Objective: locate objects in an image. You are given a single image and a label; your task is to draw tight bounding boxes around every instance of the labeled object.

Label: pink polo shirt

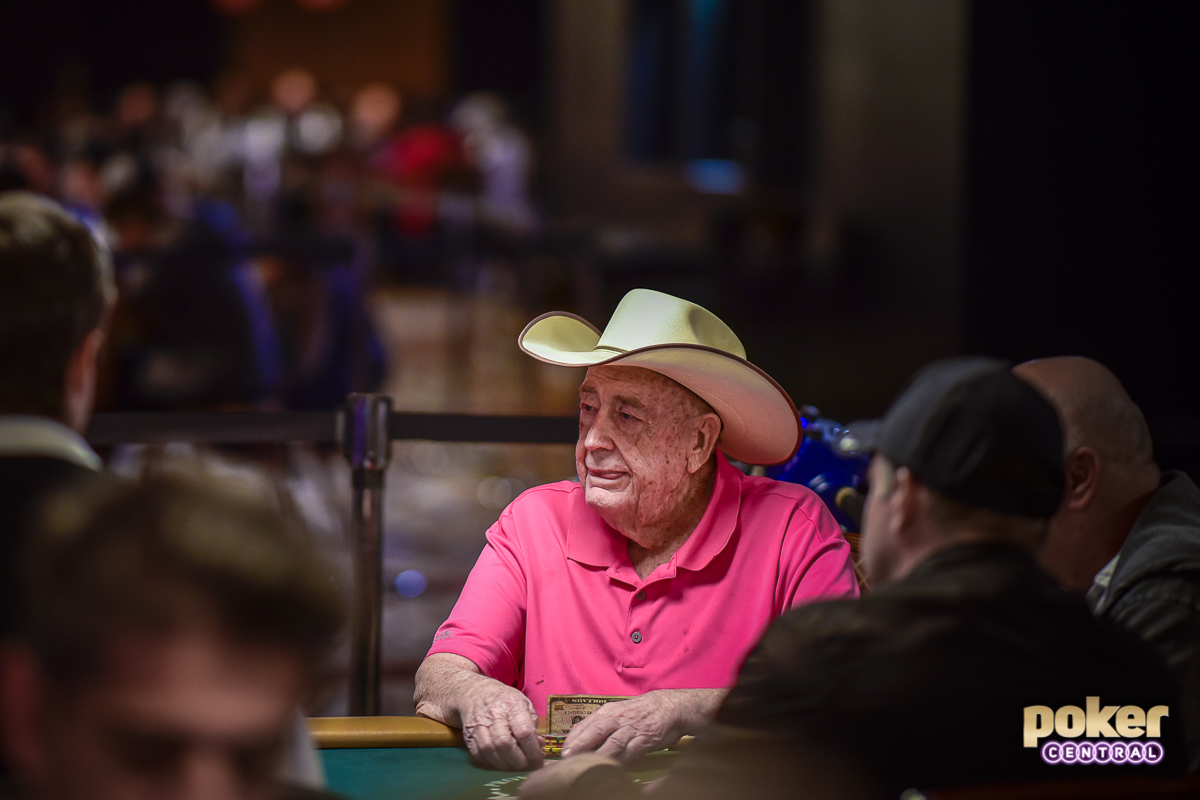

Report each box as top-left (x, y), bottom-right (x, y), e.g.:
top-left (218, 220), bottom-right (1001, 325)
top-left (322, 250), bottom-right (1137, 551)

top-left (427, 453), bottom-right (858, 717)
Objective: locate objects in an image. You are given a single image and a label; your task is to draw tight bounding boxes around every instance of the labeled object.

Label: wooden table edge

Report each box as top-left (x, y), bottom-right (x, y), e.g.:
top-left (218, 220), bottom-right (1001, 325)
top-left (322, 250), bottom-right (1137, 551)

top-left (308, 716), bottom-right (466, 749)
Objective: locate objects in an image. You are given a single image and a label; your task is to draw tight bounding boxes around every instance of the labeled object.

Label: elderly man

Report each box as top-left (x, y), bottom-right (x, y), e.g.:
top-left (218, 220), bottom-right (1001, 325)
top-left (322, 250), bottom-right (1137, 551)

top-left (523, 357), bottom-right (1186, 800)
top-left (0, 472), bottom-right (346, 800)
top-left (414, 289), bottom-right (858, 769)
top-left (1015, 356), bottom-right (1200, 771)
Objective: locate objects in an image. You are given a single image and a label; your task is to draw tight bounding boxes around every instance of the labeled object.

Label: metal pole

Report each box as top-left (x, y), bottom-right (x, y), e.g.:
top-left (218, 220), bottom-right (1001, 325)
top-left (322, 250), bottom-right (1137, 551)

top-left (339, 393), bottom-right (392, 716)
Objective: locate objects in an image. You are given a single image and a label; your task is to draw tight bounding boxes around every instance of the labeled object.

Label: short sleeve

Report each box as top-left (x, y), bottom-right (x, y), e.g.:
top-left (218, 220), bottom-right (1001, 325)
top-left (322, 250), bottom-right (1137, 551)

top-left (425, 507), bottom-right (530, 686)
top-left (776, 493), bottom-right (860, 610)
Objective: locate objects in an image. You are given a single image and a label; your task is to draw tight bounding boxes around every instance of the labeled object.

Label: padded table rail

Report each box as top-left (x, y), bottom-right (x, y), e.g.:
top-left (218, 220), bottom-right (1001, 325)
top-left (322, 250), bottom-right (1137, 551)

top-left (309, 716), bottom-right (465, 749)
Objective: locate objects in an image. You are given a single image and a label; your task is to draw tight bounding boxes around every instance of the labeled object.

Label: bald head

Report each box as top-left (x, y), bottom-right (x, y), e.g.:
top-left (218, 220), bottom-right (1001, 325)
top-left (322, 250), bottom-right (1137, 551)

top-left (1014, 356), bottom-right (1155, 474)
top-left (1014, 356), bottom-right (1160, 592)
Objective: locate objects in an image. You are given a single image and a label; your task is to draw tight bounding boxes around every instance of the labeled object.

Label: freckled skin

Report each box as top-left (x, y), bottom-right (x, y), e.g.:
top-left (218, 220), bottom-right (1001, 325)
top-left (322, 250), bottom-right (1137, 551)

top-left (414, 364), bottom-right (727, 769)
top-left (576, 365), bottom-right (720, 573)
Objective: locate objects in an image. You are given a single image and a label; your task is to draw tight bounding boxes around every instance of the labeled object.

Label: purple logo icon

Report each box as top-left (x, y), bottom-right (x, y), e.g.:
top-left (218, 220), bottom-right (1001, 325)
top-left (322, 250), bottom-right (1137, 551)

top-left (1041, 740), bottom-right (1163, 765)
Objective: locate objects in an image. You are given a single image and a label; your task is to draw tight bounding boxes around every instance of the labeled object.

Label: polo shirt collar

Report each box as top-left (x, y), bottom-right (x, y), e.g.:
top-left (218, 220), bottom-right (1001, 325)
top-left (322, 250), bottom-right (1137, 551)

top-left (566, 452), bottom-right (742, 576)
top-left (0, 415), bottom-right (103, 470)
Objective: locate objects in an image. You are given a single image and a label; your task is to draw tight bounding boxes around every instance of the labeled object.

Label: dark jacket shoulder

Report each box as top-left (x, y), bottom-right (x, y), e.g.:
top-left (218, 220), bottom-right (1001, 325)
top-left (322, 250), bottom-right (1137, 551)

top-left (0, 455), bottom-right (101, 639)
top-left (1100, 471), bottom-right (1200, 771)
top-left (717, 543), bottom-right (1184, 795)
top-left (1102, 471), bottom-right (1200, 613)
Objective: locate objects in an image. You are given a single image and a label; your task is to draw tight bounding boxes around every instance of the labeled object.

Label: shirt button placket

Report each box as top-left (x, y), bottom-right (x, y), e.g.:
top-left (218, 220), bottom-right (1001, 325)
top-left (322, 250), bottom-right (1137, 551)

top-left (623, 587), bottom-right (649, 667)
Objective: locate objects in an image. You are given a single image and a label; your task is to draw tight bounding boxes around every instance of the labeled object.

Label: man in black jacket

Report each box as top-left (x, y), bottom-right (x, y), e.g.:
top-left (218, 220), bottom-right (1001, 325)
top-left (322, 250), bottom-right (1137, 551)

top-left (1016, 356), bottom-right (1200, 771)
top-left (0, 191), bottom-right (115, 641)
top-left (523, 358), bottom-right (1185, 800)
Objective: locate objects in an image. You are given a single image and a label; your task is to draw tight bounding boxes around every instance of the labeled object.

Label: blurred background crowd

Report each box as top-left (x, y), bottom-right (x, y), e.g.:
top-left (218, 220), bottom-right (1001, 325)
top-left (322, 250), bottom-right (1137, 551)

top-left (0, 67), bottom-right (548, 414)
top-left (0, 0), bottom-right (1193, 714)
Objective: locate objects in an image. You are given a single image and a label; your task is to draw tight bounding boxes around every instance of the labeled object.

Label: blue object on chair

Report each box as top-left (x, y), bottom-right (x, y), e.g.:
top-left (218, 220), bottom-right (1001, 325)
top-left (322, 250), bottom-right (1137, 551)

top-left (766, 407), bottom-right (872, 532)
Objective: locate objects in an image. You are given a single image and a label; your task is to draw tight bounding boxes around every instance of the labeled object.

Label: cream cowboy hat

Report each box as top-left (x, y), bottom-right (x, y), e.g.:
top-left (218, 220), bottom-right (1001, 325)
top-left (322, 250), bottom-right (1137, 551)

top-left (518, 288), bottom-right (801, 465)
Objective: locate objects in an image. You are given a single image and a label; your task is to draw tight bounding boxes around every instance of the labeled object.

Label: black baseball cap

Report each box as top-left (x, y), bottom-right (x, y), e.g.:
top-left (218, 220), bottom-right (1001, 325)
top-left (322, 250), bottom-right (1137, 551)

top-left (840, 357), bottom-right (1065, 518)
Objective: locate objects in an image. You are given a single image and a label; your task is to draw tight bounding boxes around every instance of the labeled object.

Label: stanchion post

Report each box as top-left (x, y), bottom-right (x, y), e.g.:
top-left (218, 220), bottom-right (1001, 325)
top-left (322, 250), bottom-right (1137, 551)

top-left (338, 393), bottom-right (392, 716)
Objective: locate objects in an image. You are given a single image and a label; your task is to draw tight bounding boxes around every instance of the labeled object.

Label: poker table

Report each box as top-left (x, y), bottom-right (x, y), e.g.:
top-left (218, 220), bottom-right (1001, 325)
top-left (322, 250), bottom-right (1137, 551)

top-left (309, 717), bottom-right (681, 800)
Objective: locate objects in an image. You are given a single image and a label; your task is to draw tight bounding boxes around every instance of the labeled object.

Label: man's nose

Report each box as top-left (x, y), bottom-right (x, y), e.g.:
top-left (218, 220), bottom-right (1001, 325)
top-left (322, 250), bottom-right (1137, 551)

top-left (178, 750), bottom-right (246, 800)
top-left (581, 412), bottom-right (614, 451)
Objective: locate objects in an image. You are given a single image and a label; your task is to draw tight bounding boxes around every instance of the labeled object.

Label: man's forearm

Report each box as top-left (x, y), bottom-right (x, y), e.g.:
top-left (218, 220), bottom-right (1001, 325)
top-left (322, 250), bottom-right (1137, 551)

top-left (666, 687), bottom-right (729, 733)
top-left (413, 652), bottom-right (489, 727)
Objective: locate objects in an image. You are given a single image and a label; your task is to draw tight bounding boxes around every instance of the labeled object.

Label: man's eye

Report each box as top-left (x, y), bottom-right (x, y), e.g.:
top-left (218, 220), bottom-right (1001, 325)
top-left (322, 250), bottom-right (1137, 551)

top-left (111, 733), bottom-right (185, 773)
top-left (231, 741), bottom-right (284, 782)
top-left (618, 411), bottom-right (638, 422)
top-left (580, 402), bottom-right (597, 414)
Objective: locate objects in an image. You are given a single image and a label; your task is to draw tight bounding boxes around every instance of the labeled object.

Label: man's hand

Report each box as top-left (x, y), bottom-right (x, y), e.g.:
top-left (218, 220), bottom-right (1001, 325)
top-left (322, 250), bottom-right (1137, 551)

top-left (459, 680), bottom-right (544, 770)
top-left (519, 754), bottom-right (626, 800)
top-left (414, 653), bottom-right (543, 770)
top-left (560, 688), bottom-right (726, 762)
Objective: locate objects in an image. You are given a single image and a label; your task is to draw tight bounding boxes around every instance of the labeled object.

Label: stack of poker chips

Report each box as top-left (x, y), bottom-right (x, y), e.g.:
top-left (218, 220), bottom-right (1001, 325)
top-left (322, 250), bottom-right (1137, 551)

top-left (541, 734), bottom-right (567, 758)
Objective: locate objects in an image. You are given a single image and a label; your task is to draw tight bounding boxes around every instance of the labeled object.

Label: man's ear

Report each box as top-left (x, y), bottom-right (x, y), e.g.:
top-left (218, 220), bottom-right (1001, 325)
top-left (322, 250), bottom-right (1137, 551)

top-left (686, 413), bottom-right (723, 474)
top-left (1063, 446), bottom-right (1101, 511)
top-left (62, 327), bottom-right (106, 433)
top-left (0, 643), bottom-right (50, 780)
top-left (890, 467), bottom-right (922, 539)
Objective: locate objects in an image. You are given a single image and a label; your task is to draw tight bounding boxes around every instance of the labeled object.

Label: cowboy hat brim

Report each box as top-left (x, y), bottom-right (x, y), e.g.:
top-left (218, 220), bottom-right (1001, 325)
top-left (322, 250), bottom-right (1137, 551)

top-left (520, 312), bottom-right (801, 465)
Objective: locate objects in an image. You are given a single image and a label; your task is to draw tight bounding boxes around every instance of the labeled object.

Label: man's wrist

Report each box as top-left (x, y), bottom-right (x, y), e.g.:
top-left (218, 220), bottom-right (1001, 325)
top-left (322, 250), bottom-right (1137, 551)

top-left (661, 687), bottom-right (726, 734)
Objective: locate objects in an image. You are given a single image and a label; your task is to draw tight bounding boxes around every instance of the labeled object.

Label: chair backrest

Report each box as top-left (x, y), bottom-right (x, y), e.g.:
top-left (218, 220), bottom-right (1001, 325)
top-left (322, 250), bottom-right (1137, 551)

top-left (841, 529), bottom-right (870, 594)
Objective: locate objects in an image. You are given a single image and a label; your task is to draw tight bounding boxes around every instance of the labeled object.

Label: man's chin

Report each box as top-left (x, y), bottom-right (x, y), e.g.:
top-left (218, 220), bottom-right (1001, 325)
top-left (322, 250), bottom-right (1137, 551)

top-left (584, 486), bottom-right (630, 515)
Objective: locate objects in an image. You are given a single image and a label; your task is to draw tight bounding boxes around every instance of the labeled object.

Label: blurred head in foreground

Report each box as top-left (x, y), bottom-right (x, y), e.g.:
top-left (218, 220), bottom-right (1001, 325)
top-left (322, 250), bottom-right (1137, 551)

top-left (1012, 356), bottom-right (1161, 592)
top-left (0, 191), bottom-right (116, 430)
top-left (853, 356), bottom-right (1065, 585)
top-left (0, 472), bottom-right (344, 800)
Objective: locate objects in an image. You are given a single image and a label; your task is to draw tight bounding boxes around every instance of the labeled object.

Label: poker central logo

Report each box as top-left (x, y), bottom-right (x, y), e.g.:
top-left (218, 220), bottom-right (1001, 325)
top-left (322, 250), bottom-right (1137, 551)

top-left (1024, 698), bottom-right (1169, 765)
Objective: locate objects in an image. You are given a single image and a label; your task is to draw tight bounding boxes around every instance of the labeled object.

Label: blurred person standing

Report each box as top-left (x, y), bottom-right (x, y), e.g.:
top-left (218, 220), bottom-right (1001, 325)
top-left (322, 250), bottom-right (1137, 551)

top-left (347, 83), bottom-right (401, 157)
top-left (0, 472), bottom-right (346, 800)
top-left (449, 93), bottom-right (538, 237)
top-left (101, 187), bottom-right (282, 412)
top-left (371, 96), bottom-right (467, 285)
top-left (0, 191), bottom-right (115, 641)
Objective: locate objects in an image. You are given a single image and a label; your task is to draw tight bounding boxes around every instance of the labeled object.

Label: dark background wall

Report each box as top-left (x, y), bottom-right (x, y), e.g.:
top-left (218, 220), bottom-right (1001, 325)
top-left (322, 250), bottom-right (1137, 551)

top-left (964, 1), bottom-right (1197, 470)
top-left (0, 0), bottom-right (223, 126)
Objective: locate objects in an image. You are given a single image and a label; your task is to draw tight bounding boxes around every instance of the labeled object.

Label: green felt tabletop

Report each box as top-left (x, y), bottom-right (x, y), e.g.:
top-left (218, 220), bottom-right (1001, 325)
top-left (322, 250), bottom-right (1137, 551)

top-left (321, 747), bottom-right (680, 800)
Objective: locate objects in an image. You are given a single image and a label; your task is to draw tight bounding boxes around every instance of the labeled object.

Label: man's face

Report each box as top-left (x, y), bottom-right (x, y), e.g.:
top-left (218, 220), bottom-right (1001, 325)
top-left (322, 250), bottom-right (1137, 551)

top-left (22, 628), bottom-right (306, 800)
top-left (860, 456), bottom-right (900, 587)
top-left (1038, 489), bottom-right (1104, 593)
top-left (576, 365), bottom-right (713, 540)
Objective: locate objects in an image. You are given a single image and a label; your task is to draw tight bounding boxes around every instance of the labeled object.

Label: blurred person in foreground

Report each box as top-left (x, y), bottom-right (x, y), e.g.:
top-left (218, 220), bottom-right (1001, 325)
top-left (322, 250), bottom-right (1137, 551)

top-left (523, 357), bottom-right (1185, 800)
top-left (415, 289), bottom-right (859, 770)
top-left (0, 191), bottom-right (115, 641)
top-left (0, 472), bottom-right (345, 800)
top-left (0, 192), bottom-right (326, 789)
top-left (1015, 356), bottom-right (1200, 771)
